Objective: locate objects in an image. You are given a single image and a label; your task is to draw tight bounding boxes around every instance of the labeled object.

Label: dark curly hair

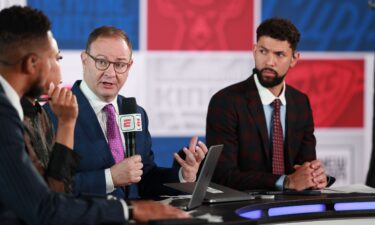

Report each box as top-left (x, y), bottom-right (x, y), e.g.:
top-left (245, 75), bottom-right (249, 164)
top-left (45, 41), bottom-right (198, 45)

top-left (0, 5), bottom-right (51, 63)
top-left (256, 17), bottom-right (300, 52)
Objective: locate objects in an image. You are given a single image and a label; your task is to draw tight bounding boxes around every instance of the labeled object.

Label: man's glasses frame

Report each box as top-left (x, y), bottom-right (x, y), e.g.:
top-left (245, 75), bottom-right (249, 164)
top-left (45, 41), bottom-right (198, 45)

top-left (85, 51), bottom-right (131, 74)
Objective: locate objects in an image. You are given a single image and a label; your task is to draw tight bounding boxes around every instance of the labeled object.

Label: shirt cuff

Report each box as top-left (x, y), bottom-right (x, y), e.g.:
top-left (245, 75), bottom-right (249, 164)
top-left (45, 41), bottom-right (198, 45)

top-left (178, 168), bottom-right (196, 183)
top-left (105, 168), bottom-right (115, 193)
top-left (107, 195), bottom-right (129, 221)
top-left (178, 168), bottom-right (186, 183)
top-left (275, 175), bottom-right (286, 190)
top-left (119, 199), bottom-right (129, 221)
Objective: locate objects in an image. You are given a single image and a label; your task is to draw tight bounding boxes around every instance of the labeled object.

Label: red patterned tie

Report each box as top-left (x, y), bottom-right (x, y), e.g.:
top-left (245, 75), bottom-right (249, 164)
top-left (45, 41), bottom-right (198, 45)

top-left (103, 104), bottom-right (125, 163)
top-left (272, 99), bottom-right (284, 175)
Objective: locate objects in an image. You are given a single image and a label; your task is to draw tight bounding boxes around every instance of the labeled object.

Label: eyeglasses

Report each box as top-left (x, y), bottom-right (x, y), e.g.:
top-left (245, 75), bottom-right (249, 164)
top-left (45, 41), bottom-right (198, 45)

top-left (85, 51), bottom-right (131, 74)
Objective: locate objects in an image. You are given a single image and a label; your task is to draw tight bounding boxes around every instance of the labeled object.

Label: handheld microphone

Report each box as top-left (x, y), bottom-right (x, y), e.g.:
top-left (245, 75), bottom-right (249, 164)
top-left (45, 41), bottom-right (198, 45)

top-left (120, 97), bottom-right (142, 157)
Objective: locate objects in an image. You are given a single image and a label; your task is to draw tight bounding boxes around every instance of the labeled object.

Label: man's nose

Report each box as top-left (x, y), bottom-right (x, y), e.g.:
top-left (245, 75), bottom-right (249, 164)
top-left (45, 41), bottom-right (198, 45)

top-left (104, 63), bottom-right (116, 77)
top-left (265, 54), bottom-right (276, 67)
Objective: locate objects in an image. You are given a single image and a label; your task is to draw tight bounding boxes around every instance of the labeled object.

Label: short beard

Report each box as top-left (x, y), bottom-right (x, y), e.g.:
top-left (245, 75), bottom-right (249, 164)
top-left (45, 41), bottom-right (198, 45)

top-left (256, 68), bottom-right (286, 88)
top-left (25, 79), bottom-right (44, 99)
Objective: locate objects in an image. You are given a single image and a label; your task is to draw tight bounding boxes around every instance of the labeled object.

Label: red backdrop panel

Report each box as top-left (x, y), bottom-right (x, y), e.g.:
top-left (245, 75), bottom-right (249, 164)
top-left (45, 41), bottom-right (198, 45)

top-left (286, 59), bottom-right (364, 128)
top-left (148, 0), bottom-right (253, 50)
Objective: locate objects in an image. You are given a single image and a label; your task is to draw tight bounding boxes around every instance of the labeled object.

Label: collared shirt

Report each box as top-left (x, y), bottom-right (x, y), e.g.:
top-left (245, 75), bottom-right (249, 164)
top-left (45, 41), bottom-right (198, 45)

top-left (253, 75), bottom-right (287, 190)
top-left (254, 74), bottom-right (286, 139)
top-left (0, 75), bottom-right (23, 120)
top-left (80, 80), bottom-right (188, 192)
top-left (80, 80), bottom-right (125, 194)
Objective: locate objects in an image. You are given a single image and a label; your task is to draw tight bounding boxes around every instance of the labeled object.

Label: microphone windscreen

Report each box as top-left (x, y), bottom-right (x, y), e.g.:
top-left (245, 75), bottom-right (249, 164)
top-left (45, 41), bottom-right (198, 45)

top-left (122, 97), bottom-right (137, 114)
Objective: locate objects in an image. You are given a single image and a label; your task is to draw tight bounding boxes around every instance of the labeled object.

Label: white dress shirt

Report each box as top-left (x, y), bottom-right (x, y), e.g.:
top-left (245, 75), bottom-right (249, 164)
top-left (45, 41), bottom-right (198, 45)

top-left (80, 80), bottom-right (189, 193)
top-left (80, 80), bottom-right (125, 193)
top-left (0, 75), bottom-right (23, 121)
top-left (254, 74), bottom-right (287, 190)
top-left (254, 74), bottom-right (286, 139)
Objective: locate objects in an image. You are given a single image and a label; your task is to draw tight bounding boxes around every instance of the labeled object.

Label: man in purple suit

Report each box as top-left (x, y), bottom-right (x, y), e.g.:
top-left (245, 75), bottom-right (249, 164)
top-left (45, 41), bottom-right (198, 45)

top-left (206, 18), bottom-right (333, 191)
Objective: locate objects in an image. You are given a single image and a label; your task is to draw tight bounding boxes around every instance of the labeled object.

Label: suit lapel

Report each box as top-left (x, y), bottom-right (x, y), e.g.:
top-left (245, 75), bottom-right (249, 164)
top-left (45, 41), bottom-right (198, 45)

top-left (72, 81), bottom-right (115, 165)
top-left (285, 87), bottom-right (298, 167)
top-left (246, 76), bottom-right (271, 161)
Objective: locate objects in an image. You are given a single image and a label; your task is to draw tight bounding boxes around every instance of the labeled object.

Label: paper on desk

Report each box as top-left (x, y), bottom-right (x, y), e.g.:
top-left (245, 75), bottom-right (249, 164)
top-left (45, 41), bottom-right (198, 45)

top-left (158, 195), bottom-right (192, 204)
top-left (194, 213), bottom-right (223, 223)
top-left (322, 183), bottom-right (375, 194)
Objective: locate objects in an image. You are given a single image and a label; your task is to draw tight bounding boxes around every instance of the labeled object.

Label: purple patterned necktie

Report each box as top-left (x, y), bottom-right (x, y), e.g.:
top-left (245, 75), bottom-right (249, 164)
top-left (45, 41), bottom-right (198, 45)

top-left (103, 104), bottom-right (125, 163)
top-left (272, 99), bottom-right (285, 175)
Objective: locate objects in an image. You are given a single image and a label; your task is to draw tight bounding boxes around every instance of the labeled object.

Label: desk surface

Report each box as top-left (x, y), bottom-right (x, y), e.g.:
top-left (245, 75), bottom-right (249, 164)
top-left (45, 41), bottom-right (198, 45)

top-left (187, 193), bottom-right (375, 224)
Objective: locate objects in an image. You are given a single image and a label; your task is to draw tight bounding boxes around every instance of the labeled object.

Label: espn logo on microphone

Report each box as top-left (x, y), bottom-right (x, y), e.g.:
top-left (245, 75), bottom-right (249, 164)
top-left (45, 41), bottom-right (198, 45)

top-left (119, 114), bottom-right (142, 132)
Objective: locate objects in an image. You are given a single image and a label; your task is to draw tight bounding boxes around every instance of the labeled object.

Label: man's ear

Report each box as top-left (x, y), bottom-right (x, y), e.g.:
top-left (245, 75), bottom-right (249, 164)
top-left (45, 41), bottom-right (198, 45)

top-left (22, 53), bottom-right (38, 74)
top-left (290, 52), bottom-right (300, 67)
top-left (252, 44), bottom-right (257, 56)
top-left (127, 59), bottom-right (134, 70)
top-left (81, 51), bottom-right (87, 65)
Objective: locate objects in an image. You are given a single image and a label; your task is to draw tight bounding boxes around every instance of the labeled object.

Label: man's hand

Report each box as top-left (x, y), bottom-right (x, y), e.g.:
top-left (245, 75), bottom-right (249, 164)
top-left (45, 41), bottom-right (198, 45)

top-left (110, 155), bottom-right (143, 187)
top-left (285, 162), bottom-right (316, 191)
top-left (48, 82), bottom-right (78, 149)
top-left (48, 82), bottom-right (78, 125)
top-left (132, 200), bottom-right (190, 223)
top-left (310, 160), bottom-right (328, 189)
top-left (174, 136), bottom-right (208, 182)
top-left (286, 160), bottom-right (328, 190)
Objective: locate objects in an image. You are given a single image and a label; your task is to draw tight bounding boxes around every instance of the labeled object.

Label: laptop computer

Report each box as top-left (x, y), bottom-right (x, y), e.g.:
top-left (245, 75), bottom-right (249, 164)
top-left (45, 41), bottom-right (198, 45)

top-left (164, 144), bottom-right (254, 210)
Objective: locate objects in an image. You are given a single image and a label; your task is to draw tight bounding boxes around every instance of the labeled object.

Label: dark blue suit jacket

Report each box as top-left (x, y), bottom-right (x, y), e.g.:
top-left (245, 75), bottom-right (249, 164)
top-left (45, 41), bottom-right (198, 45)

top-left (44, 80), bottom-right (179, 199)
top-left (0, 84), bottom-right (125, 225)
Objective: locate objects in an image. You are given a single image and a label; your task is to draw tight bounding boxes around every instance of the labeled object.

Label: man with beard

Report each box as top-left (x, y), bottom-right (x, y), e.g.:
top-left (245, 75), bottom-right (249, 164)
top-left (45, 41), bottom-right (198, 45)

top-left (206, 17), bottom-right (333, 191)
top-left (21, 36), bottom-right (80, 193)
top-left (0, 5), bottom-right (188, 224)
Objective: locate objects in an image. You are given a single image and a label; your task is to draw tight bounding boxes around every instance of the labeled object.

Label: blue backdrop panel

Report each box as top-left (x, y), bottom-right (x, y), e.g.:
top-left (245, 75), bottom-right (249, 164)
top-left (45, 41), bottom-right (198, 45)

top-left (27, 0), bottom-right (140, 50)
top-left (262, 0), bottom-right (375, 51)
top-left (152, 137), bottom-right (205, 167)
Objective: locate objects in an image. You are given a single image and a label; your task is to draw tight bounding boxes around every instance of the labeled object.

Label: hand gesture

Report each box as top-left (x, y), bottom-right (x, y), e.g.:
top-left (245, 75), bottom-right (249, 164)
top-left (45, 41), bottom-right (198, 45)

top-left (174, 136), bottom-right (208, 182)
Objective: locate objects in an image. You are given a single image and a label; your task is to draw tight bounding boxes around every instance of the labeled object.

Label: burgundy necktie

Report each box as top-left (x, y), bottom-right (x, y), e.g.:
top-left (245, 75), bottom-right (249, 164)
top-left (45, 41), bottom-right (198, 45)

top-left (103, 104), bottom-right (125, 163)
top-left (272, 99), bottom-right (284, 175)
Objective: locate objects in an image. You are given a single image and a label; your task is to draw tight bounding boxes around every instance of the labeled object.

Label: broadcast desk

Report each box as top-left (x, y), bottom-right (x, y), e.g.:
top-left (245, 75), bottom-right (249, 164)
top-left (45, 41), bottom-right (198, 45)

top-left (159, 193), bottom-right (375, 225)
